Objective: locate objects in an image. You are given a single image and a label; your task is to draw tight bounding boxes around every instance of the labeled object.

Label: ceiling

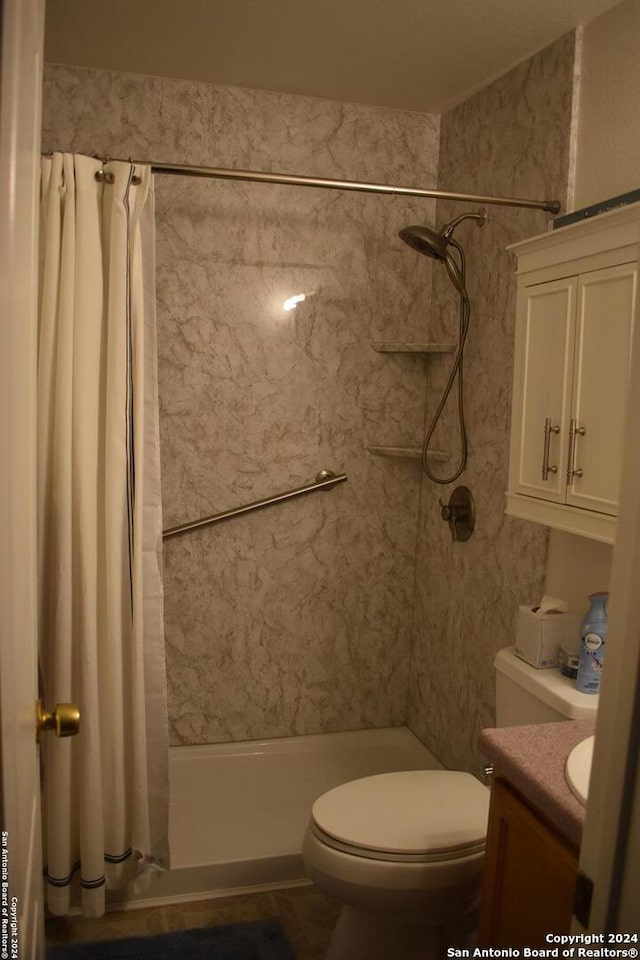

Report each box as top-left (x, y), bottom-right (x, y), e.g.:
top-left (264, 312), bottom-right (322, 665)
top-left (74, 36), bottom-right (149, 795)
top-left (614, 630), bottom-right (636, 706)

top-left (45, 0), bottom-right (622, 114)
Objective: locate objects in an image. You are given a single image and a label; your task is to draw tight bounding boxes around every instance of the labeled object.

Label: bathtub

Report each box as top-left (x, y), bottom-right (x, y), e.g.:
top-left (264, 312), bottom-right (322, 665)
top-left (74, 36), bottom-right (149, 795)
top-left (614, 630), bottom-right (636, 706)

top-left (110, 726), bottom-right (440, 908)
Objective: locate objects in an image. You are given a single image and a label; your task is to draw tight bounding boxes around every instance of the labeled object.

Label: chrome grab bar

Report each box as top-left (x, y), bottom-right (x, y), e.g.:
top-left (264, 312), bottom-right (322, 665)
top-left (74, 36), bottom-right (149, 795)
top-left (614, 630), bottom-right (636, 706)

top-left (162, 469), bottom-right (348, 539)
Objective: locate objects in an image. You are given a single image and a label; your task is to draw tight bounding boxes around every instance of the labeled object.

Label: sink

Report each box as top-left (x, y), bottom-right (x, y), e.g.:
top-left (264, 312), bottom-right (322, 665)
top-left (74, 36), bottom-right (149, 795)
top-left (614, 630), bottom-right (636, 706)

top-left (565, 735), bottom-right (595, 805)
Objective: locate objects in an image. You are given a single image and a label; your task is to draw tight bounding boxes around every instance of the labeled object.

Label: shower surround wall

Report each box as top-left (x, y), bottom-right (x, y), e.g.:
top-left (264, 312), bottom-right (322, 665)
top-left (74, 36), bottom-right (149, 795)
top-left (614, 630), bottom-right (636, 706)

top-left (407, 33), bottom-right (577, 776)
top-left (42, 65), bottom-right (440, 744)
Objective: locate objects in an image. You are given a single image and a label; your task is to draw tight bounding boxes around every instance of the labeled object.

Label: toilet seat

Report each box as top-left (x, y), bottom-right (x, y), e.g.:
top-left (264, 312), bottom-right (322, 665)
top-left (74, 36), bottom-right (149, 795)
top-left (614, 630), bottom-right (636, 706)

top-left (310, 770), bottom-right (489, 864)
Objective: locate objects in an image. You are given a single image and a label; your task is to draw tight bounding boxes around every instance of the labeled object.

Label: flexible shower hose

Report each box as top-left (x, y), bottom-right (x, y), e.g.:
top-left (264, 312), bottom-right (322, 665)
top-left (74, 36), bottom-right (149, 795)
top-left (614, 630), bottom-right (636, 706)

top-left (421, 241), bottom-right (470, 484)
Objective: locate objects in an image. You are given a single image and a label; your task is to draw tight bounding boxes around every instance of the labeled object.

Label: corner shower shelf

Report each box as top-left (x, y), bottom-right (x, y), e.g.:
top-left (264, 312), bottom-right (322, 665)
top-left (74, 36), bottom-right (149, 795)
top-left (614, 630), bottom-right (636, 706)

top-left (371, 341), bottom-right (456, 354)
top-left (369, 343), bottom-right (453, 464)
top-left (367, 445), bottom-right (450, 462)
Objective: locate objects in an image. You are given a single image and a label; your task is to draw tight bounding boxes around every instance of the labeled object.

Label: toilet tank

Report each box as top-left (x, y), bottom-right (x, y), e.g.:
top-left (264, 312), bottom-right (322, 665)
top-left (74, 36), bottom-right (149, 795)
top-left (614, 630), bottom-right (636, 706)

top-left (495, 645), bottom-right (598, 726)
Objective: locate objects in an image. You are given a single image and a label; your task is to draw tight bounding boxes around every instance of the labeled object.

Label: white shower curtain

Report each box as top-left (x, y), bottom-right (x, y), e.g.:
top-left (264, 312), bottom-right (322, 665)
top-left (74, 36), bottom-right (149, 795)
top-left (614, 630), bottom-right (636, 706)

top-left (38, 153), bottom-right (169, 917)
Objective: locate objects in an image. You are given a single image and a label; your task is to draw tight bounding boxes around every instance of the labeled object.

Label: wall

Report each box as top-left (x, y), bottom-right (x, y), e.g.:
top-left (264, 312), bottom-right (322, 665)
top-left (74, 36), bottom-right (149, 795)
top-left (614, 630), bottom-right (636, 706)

top-left (42, 65), bottom-right (440, 744)
top-left (407, 33), bottom-right (578, 776)
top-left (544, 533), bottom-right (612, 614)
top-left (538, 0), bottom-right (640, 614)
top-left (573, 0), bottom-right (640, 210)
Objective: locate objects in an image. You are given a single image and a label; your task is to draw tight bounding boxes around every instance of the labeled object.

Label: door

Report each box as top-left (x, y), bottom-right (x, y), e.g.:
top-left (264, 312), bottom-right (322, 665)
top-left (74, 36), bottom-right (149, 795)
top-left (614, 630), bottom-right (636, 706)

top-left (566, 262), bottom-right (637, 516)
top-left (0, 0), bottom-right (46, 957)
top-left (510, 276), bottom-right (576, 502)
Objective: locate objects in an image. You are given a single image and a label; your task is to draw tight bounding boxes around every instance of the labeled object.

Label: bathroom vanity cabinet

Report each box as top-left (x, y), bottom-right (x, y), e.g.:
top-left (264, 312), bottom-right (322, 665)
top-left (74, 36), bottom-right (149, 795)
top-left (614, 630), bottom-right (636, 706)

top-left (477, 774), bottom-right (579, 946)
top-left (505, 202), bottom-right (640, 544)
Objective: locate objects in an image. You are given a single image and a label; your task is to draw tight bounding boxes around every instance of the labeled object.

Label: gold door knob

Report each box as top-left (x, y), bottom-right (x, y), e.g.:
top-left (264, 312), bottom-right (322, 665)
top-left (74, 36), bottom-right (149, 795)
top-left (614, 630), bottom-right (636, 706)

top-left (36, 699), bottom-right (80, 742)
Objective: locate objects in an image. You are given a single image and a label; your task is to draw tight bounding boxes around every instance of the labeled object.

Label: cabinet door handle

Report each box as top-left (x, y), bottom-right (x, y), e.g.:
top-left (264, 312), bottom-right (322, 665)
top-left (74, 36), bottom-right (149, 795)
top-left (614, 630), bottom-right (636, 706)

top-left (542, 418), bottom-right (560, 480)
top-left (567, 419), bottom-right (586, 484)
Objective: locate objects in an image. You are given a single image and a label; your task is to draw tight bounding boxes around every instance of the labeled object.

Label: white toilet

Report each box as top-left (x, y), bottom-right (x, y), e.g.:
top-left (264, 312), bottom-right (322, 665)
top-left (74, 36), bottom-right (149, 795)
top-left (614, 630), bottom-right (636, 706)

top-left (302, 645), bottom-right (598, 960)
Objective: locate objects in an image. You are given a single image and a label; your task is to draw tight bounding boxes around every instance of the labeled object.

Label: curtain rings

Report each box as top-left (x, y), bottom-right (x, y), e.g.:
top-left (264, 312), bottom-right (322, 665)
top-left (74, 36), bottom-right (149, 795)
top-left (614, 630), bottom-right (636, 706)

top-left (94, 157), bottom-right (114, 184)
top-left (94, 157), bottom-right (142, 186)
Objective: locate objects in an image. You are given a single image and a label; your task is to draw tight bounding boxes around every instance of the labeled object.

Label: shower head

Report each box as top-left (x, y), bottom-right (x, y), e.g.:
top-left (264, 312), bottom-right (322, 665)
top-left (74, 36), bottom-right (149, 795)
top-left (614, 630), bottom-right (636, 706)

top-left (398, 208), bottom-right (486, 261)
top-left (398, 212), bottom-right (486, 486)
top-left (398, 224), bottom-right (447, 261)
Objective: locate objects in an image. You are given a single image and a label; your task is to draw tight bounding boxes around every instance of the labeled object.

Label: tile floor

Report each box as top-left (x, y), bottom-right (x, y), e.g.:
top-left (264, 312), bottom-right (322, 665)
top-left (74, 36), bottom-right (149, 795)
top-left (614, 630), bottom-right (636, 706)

top-left (45, 883), bottom-right (341, 960)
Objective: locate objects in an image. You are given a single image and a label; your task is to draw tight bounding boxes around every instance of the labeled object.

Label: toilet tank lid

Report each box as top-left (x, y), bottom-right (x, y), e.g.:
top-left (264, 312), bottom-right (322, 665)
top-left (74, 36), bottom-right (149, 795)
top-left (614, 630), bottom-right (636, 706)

top-left (494, 645), bottom-right (598, 719)
top-left (311, 770), bottom-right (489, 857)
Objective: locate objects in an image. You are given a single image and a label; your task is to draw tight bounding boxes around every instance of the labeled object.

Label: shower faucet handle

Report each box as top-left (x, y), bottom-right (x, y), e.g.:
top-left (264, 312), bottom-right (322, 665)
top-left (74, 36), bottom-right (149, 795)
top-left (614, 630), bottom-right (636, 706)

top-left (439, 498), bottom-right (468, 523)
top-left (439, 486), bottom-right (475, 542)
top-left (439, 500), bottom-right (452, 521)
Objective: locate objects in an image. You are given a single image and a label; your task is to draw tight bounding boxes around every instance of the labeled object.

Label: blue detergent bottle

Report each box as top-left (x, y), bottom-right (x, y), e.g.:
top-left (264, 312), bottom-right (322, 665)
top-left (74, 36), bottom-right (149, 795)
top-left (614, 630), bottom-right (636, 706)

top-left (576, 592), bottom-right (608, 695)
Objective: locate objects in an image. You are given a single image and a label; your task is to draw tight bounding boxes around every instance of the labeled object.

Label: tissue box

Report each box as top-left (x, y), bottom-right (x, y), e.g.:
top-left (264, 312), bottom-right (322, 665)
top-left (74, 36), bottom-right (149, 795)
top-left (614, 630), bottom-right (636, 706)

top-left (515, 606), bottom-right (581, 669)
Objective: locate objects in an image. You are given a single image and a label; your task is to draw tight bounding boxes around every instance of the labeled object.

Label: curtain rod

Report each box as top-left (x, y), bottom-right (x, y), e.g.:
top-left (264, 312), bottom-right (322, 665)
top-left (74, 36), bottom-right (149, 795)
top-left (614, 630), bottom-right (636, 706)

top-left (111, 157), bottom-right (560, 214)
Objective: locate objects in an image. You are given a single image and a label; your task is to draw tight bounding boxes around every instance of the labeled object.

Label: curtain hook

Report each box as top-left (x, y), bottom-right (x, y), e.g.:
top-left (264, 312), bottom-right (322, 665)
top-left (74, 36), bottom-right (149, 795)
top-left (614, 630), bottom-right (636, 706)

top-left (95, 157), bottom-right (114, 184)
top-left (128, 158), bottom-right (142, 185)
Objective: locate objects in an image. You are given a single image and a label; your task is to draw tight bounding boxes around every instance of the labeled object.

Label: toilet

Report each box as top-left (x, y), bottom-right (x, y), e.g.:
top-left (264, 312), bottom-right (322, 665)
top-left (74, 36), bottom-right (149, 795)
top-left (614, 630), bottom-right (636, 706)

top-left (302, 645), bottom-right (598, 960)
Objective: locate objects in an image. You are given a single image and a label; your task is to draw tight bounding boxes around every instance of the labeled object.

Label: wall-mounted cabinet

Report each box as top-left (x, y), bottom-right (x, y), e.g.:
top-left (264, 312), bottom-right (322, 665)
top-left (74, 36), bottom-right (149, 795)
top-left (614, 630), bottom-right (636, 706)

top-left (506, 202), bottom-right (640, 544)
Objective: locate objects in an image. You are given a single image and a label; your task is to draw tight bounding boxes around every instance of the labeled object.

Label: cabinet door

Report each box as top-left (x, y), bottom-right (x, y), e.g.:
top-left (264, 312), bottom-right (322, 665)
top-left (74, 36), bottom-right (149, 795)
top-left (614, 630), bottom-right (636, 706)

top-left (567, 263), bottom-right (637, 516)
top-left (477, 778), bottom-right (578, 947)
top-left (510, 277), bottom-right (576, 503)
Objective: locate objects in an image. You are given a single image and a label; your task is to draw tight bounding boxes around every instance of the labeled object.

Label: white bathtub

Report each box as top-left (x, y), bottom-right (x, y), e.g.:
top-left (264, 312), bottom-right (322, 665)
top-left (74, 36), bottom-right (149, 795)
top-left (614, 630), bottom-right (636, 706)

top-left (111, 726), bottom-right (440, 908)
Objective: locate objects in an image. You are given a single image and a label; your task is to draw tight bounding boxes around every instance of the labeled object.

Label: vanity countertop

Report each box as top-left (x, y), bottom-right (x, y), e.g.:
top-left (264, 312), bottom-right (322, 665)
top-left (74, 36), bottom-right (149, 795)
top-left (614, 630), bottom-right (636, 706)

top-left (479, 719), bottom-right (596, 850)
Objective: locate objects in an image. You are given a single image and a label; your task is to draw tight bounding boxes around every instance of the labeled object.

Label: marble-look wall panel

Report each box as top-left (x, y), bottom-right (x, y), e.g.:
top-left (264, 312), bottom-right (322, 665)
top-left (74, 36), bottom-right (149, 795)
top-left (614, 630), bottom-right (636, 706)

top-left (407, 34), bottom-right (576, 776)
top-left (42, 65), bottom-right (440, 743)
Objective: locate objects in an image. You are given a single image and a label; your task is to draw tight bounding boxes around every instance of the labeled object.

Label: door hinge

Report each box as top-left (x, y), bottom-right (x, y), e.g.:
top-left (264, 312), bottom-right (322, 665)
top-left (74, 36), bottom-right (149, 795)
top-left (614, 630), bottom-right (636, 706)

top-left (574, 870), bottom-right (594, 928)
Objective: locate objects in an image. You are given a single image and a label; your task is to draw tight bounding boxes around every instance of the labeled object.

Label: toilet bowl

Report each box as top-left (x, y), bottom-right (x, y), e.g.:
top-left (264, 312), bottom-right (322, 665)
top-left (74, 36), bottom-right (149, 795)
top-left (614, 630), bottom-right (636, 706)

top-left (303, 648), bottom-right (600, 960)
top-left (302, 770), bottom-right (489, 960)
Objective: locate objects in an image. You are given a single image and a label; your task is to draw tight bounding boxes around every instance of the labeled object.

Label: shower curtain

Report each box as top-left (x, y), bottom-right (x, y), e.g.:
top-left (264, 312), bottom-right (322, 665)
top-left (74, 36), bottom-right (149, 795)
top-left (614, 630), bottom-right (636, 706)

top-left (38, 153), bottom-right (169, 917)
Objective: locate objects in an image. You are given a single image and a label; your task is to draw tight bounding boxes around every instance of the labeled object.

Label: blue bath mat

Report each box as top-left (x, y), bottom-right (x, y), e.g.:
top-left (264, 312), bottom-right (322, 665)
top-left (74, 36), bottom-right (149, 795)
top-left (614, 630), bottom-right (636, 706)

top-left (46, 919), bottom-right (296, 959)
